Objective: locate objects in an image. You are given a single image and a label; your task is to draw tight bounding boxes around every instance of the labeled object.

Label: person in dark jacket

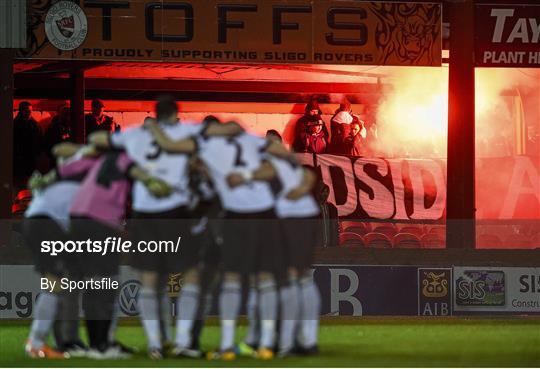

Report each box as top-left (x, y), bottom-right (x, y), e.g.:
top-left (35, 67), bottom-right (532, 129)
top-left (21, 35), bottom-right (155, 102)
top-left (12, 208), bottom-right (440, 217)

top-left (315, 182), bottom-right (339, 247)
top-left (328, 110), bottom-right (354, 154)
top-left (44, 105), bottom-right (72, 164)
top-left (13, 101), bottom-right (42, 188)
top-left (293, 99), bottom-right (328, 152)
top-left (298, 120), bottom-right (327, 153)
top-left (85, 99), bottom-right (119, 140)
top-left (344, 118), bottom-right (367, 156)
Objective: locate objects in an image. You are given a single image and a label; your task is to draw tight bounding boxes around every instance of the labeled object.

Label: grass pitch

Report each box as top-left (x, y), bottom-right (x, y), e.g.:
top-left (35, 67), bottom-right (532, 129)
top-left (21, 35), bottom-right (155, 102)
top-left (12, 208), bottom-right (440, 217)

top-left (1, 317), bottom-right (539, 367)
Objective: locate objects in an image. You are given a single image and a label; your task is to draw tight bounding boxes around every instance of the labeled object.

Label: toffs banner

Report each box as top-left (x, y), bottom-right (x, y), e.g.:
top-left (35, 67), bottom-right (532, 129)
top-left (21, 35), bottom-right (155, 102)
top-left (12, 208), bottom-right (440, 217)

top-left (300, 154), bottom-right (540, 221)
top-left (475, 4), bottom-right (540, 67)
top-left (19, 0), bottom-right (441, 66)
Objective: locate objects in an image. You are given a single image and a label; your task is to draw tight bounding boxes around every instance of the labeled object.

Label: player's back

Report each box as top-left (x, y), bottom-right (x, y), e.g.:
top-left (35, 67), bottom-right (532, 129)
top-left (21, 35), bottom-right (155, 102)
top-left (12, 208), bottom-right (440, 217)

top-left (269, 156), bottom-right (319, 218)
top-left (110, 122), bottom-right (203, 212)
top-left (198, 133), bottom-right (274, 213)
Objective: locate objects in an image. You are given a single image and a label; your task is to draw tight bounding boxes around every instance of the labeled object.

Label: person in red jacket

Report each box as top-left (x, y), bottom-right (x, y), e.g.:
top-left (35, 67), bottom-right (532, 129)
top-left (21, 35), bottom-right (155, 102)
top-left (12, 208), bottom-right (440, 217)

top-left (299, 120), bottom-right (327, 153)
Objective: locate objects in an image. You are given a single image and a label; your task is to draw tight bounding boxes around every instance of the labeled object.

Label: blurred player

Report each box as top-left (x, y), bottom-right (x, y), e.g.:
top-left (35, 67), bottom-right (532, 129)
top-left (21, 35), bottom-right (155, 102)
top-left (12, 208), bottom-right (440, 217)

top-left (144, 120), bottom-right (290, 360)
top-left (267, 159), bottom-right (320, 356)
top-left (90, 96), bottom-right (241, 359)
top-left (197, 133), bottom-right (283, 360)
top-left (58, 148), bottom-right (170, 359)
top-left (262, 131), bottom-right (321, 355)
top-left (22, 144), bottom-right (93, 359)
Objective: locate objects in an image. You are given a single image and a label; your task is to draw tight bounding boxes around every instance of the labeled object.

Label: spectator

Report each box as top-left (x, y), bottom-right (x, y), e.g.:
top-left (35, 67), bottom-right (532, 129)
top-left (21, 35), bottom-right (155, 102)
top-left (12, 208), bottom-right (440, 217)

top-left (329, 110), bottom-right (354, 154)
top-left (203, 115), bottom-right (221, 125)
top-left (44, 105), bottom-right (72, 163)
top-left (85, 99), bottom-right (119, 139)
top-left (298, 120), bottom-right (327, 153)
top-left (315, 182), bottom-right (339, 247)
top-left (344, 118), bottom-right (367, 156)
top-left (293, 98), bottom-right (328, 152)
top-left (266, 129), bottom-right (282, 143)
top-left (13, 101), bottom-right (42, 187)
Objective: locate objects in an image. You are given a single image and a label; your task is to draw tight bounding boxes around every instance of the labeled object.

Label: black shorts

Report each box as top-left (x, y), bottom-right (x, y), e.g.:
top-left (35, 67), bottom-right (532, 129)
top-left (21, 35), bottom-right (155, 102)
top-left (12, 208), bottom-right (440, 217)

top-left (70, 217), bottom-right (121, 277)
top-left (22, 216), bottom-right (74, 278)
top-left (280, 217), bottom-right (318, 271)
top-left (129, 206), bottom-right (197, 273)
top-left (222, 209), bottom-right (281, 275)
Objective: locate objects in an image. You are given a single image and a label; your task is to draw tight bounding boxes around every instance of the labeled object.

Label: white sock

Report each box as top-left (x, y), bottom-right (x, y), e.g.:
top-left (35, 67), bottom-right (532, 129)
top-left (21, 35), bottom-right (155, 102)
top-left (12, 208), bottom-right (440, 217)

top-left (29, 292), bottom-right (59, 349)
top-left (279, 280), bottom-right (300, 353)
top-left (258, 279), bottom-right (277, 349)
top-left (219, 280), bottom-right (241, 351)
top-left (138, 287), bottom-right (161, 349)
top-left (299, 276), bottom-right (321, 348)
top-left (175, 282), bottom-right (200, 348)
top-left (108, 299), bottom-right (119, 343)
top-left (244, 287), bottom-right (259, 347)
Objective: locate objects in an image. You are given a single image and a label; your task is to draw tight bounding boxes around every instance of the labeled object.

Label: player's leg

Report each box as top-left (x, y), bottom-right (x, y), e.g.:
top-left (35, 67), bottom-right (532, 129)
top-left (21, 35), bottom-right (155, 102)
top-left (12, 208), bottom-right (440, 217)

top-left (22, 217), bottom-right (67, 359)
top-left (278, 218), bottom-right (303, 356)
top-left (295, 217), bottom-right (321, 354)
top-left (216, 271), bottom-right (242, 359)
top-left (157, 272), bottom-right (172, 348)
top-left (208, 212), bottom-right (251, 360)
top-left (172, 267), bottom-right (202, 357)
top-left (137, 270), bottom-right (164, 358)
top-left (240, 276), bottom-right (259, 354)
top-left (76, 218), bottom-right (126, 359)
top-left (129, 212), bottom-right (166, 358)
top-left (54, 290), bottom-right (87, 357)
top-left (190, 203), bottom-right (223, 352)
top-left (254, 212), bottom-right (281, 359)
top-left (256, 271), bottom-right (278, 359)
top-left (278, 267), bottom-right (300, 357)
top-left (107, 274), bottom-right (137, 356)
top-left (297, 269), bottom-right (320, 354)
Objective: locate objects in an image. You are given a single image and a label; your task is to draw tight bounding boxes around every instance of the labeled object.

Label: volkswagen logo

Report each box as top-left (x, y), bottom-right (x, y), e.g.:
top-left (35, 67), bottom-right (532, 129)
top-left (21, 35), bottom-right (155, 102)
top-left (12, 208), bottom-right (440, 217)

top-left (118, 279), bottom-right (141, 316)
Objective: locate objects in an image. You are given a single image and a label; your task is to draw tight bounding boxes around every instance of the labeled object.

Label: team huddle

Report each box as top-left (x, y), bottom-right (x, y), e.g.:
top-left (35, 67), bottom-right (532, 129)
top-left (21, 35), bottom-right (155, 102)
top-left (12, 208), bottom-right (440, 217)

top-left (23, 95), bottom-right (321, 361)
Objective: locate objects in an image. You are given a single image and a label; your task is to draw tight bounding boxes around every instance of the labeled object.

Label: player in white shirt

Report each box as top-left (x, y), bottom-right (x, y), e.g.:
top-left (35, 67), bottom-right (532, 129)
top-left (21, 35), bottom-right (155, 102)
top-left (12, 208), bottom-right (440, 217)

top-left (267, 155), bottom-right (321, 357)
top-left (90, 97), bottom-right (242, 359)
top-left (22, 144), bottom-right (91, 359)
top-left (144, 121), bottom-right (291, 360)
top-left (226, 130), bottom-right (320, 358)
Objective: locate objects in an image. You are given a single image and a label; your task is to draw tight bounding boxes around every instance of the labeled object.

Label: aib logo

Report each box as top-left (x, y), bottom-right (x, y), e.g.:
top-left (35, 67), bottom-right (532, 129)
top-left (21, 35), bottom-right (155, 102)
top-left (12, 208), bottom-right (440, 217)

top-left (422, 272), bottom-right (448, 298)
top-left (118, 280), bottom-right (141, 316)
top-left (418, 268), bottom-right (452, 316)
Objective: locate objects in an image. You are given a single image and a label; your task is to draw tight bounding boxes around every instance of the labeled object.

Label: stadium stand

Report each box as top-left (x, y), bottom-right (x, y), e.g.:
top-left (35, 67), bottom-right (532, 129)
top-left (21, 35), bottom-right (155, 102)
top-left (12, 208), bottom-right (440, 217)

top-left (342, 223), bottom-right (370, 235)
top-left (420, 233), bottom-right (445, 248)
top-left (339, 232), bottom-right (365, 247)
top-left (364, 232), bottom-right (392, 248)
top-left (398, 226), bottom-right (424, 238)
top-left (372, 224), bottom-right (398, 238)
top-left (393, 233), bottom-right (422, 248)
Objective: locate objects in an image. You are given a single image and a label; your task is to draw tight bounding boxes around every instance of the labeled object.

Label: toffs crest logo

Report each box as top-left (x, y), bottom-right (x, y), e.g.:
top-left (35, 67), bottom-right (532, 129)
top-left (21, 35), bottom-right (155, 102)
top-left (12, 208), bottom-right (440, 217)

top-left (55, 15), bottom-right (75, 38)
top-left (422, 271), bottom-right (448, 298)
top-left (45, 1), bottom-right (87, 51)
top-left (371, 3), bottom-right (440, 66)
